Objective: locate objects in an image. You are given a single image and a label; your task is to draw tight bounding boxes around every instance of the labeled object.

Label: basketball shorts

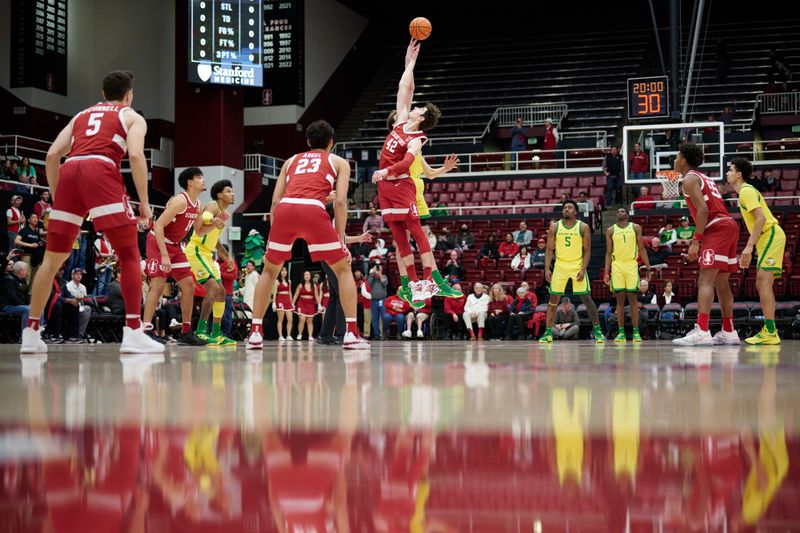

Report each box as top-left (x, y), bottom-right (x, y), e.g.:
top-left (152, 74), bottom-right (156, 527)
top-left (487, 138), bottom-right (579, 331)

top-left (550, 261), bottom-right (590, 295)
top-left (378, 179), bottom-right (420, 223)
top-left (413, 177), bottom-right (430, 219)
top-left (47, 157), bottom-right (137, 250)
top-left (145, 232), bottom-right (193, 281)
top-left (265, 199), bottom-right (349, 264)
top-left (699, 217), bottom-right (739, 272)
top-left (186, 243), bottom-right (220, 284)
top-left (756, 225), bottom-right (786, 276)
top-left (610, 261), bottom-right (639, 293)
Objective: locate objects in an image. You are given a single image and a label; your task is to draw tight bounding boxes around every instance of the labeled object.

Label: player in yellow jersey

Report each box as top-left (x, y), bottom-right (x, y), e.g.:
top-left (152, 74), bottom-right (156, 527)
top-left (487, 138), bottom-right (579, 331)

top-left (603, 208), bottom-right (651, 342)
top-left (186, 179), bottom-right (236, 346)
top-left (727, 157), bottom-right (785, 344)
top-left (540, 199), bottom-right (605, 343)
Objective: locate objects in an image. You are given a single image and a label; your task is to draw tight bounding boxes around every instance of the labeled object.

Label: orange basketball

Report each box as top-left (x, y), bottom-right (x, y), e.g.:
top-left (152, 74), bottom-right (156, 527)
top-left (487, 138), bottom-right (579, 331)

top-left (409, 17), bottom-right (432, 41)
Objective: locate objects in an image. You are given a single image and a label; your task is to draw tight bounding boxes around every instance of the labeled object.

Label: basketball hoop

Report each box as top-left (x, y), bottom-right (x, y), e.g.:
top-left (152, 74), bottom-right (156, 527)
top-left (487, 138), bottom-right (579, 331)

top-left (656, 170), bottom-right (682, 199)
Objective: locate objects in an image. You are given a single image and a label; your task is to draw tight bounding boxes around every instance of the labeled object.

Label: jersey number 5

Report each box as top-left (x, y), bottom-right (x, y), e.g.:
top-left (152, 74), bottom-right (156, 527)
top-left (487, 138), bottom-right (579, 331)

top-left (565, 235), bottom-right (571, 247)
top-left (704, 177), bottom-right (723, 200)
top-left (85, 112), bottom-right (104, 136)
top-left (295, 158), bottom-right (321, 174)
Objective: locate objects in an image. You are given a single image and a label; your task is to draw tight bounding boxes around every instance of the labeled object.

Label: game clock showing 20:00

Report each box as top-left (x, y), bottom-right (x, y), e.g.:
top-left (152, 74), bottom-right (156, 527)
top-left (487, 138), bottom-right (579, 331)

top-left (627, 76), bottom-right (669, 119)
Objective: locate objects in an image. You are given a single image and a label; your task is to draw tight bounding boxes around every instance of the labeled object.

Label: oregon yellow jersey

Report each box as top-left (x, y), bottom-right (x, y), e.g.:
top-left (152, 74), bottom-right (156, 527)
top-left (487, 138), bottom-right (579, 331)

top-left (611, 222), bottom-right (638, 263)
top-left (409, 152), bottom-right (424, 180)
top-left (552, 387), bottom-right (589, 486)
top-left (189, 203), bottom-right (227, 253)
top-left (555, 220), bottom-right (583, 265)
top-left (739, 183), bottom-right (778, 236)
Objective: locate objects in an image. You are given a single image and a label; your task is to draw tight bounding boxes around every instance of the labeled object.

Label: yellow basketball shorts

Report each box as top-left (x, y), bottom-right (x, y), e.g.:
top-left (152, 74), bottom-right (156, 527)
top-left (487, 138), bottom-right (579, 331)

top-left (413, 177), bottom-right (430, 219)
top-left (756, 225), bottom-right (785, 276)
top-left (610, 261), bottom-right (640, 292)
top-left (550, 262), bottom-right (590, 295)
top-left (186, 244), bottom-right (221, 284)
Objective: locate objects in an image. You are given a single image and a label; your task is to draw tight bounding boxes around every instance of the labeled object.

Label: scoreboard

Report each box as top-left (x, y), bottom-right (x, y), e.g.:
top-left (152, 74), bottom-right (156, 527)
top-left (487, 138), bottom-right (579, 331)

top-left (245, 0), bottom-right (305, 107)
top-left (10, 0), bottom-right (68, 95)
top-left (627, 76), bottom-right (669, 120)
top-left (188, 0), bottom-right (264, 87)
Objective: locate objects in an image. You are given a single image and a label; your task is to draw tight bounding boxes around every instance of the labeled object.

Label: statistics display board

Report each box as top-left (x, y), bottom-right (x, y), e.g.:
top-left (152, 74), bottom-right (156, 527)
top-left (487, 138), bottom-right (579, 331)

top-left (10, 0), bottom-right (68, 95)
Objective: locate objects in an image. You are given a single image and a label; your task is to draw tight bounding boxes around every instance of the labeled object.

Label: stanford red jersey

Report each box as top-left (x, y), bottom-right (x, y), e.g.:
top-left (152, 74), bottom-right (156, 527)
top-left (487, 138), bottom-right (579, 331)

top-left (379, 121), bottom-right (428, 172)
top-left (69, 102), bottom-right (130, 167)
top-left (163, 192), bottom-right (200, 243)
top-left (684, 170), bottom-right (731, 224)
top-left (284, 151), bottom-right (338, 205)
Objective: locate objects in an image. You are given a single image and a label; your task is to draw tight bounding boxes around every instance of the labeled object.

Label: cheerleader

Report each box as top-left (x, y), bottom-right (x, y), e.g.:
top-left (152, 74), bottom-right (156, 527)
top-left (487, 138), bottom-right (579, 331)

top-left (273, 267), bottom-right (294, 341)
top-left (293, 271), bottom-right (320, 341)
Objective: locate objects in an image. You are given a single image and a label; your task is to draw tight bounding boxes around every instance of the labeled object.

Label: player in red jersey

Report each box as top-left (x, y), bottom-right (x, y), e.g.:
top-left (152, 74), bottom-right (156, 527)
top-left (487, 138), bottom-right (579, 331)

top-left (672, 142), bottom-right (740, 346)
top-left (247, 120), bottom-right (370, 350)
top-left (141, 167), bottom-right (211, 346)
top-left (371, 39), bottom-right (462, 306)
top-left (21, 71), bottom-right (163, 354)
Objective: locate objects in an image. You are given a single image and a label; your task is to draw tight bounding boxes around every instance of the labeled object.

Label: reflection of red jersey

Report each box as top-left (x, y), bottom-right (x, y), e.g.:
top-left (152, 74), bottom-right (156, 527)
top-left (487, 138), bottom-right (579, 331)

top-left (284, 151), bottom-right (338, 205)
top-left (379, 122), bottom-right (428, 173)
top-left (685, 170), bottom-right (731, 223)
top-left (70, 102), bottom-right (131, 167)
top-left (163, 192), bottom-right (200, 243)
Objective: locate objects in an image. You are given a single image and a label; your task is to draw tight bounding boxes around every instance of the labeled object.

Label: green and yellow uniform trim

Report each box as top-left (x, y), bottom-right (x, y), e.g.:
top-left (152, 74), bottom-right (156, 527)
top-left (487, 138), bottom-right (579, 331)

top-left (610, 222), bottom-right (640, 293)
top-left (550, 220), bottom-right (590, 295)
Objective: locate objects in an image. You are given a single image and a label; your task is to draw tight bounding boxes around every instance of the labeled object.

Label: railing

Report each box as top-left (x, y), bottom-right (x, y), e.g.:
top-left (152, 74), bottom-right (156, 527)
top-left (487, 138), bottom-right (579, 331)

top-left (421, 148), bottom-right (605, 176)
top-left (629, 195), bottom-right (800, 214)
top-left (0, 177), bottom-right (165, 209)
top-left (493, 104), bottom-right (568, 128)
top-left (243, 153), bottom-right (359, 182)
top-left (757, 92), bottom-right (800, 115)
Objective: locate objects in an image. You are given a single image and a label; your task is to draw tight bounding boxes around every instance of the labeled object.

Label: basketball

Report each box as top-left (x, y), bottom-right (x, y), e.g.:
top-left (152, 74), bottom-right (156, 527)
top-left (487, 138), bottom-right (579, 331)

top-left (409, 17), bottom-right (432, 41)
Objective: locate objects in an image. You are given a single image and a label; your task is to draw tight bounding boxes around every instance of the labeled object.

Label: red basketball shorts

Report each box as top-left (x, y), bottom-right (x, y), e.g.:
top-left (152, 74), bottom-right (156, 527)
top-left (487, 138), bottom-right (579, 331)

top-left (265, 199), bottom-right (348, 264)
top-left (145, 232), bottom-right (193, 281)
top-left (377, 179), bottom-right (420, 223)
top-left (48, 156), bottom-right (137, 248)
top-left (699, 217), bottom-right (739, 273)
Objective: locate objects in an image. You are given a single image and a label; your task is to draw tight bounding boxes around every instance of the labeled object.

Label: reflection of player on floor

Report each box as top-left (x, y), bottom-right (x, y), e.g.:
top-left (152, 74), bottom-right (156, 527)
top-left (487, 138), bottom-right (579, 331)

top-left (371, 39), bottom-right (462, 306)
top-left (672, 143), bottom-right (740, 346)
top-left (604, 208), bottom-right (651, 342)
top-left (247, 120), bottom-right (370, 350)
top-left (540, 200), bottom-right (605, 343)
top-left (21, 71), bottom-right (163, 354)
top-left (186, 180), bottom-right (236, 346)
top-left (142, 167), bottom-right (209, 346)
top-left (727, 157), bottom-right (785, 345)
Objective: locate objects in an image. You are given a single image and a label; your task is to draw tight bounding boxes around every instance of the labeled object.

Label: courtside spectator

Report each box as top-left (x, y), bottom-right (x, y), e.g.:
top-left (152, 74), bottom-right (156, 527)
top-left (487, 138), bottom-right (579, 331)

top-left (0, 261), bottom-right (31, 336)
top-left (402, 297), bottom-right (431, 339)
top-left (463, 282), bottom-right (489, 340)
top-left (553, 297), bottom-right (579, 340)
top-left (644, 238), bottom-right (673, 271)
top-left (507, 286), bottom-right (534, 340)
top-left (486, 283), bottom-right (509, 339)
top-left (444, 282), bottom-right (467, 340)
top-left (382, 293), bottom-right (409, 340)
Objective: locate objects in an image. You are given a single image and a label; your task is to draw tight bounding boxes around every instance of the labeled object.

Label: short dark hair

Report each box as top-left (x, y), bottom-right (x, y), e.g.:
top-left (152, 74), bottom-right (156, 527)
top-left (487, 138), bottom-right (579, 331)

top-left (678, 142), bottom-right (704, 168)
top-left (178, 167), bottom-right (202, 190)
top-left (562, 199), bottom-right (579, 211)
top-left (210, 179), bottom-right (232, 201)
top-left (419, 102), bottom-right (442, 132)
top-left (306, 120), bottom-right (335, 149)
top-left (102, 71), bottom-right (134, 101)
top-left (729, 157), bottom-right (753, 182)
top-left (386, 110), bottom-right (397, 131)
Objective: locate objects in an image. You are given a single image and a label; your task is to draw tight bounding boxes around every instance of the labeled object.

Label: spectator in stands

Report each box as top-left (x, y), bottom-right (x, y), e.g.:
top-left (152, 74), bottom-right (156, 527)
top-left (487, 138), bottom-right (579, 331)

top-left (577, 191), bottom-right (594, 227)
top-left (511, 245), bottom-right (532, 274)
top-left (362, 207), bottom-right (385, 237)
top-left (485, 283), bottom-right (509, 339)
top-left (499, 232), bottom-right (519, 258)
top-left (644, 237), bottom-right (673, 271)
top-left (6, 195), bottom-right (24, 254)
top-left (63, 268), bottom-right (92, 343)
top-left (661, 130), bottom-right (679, 153)
top-left (479, 233), bottom-right (499, 263)
top-left (0, 261), bottom-right (31, 336)
top-left (64, 233), bottom-right (87, 279)
top-left (553, 193), bottom-right (567, 212)
top-left (368, 238), bottom-right (388, 261)
top-left (402, 297), bottom-right (430, 339)
top-left (33, 190), bottom-right (51, 221)
top-left (637, 187), bottom-right (656, 210)
top-left (510, 117), bottom-right (527, 164)
top-left (629, 143), bottom-right (649, 184)
top-left (658, 221), bottom-right (678, 251)
top-left (354, 269), bottom-right (367, 335)
top-left (8, 161), bottom-right (19, 181)
top-left (367, 263), bottom-right (387, 340)
top-left (14, 172), bottom-right (31, 195)
top-left (652, 279), bottom-right (681, 309)
top-left (92, 232), bottom-right (115, 296)
top-left (15, 213), bottom-right (43, 284)
top-left (513, 221), bottom-right (533, 246)
top-left (506, 286), bottom-right (534, 340)
top-left (241, 260), bottom-right (259, 310)
top-left (423, 224), bottom-right (437, 251)
top-left (0, 159), bottom-right (11, 180)
top-left (530, 238), bottom-right (547, 268)
top-left (456, 224), bottom-right (475, 250)
top-left (16, 158), bottom-right (36, 181)
top-left (763, 169), bottom-right (778, 192)
top-left (442, 250), bottom-right (466, 283)
top-left (430, 195), bottom-right (450, 217)
top-left (444, 282), bottom-right (466, 340)
top-left (463, 282), bottom-right (489, 341)
top-left (720, 105), bottom-right (734, 126)
top-left (542, 118), bottom-right (559, 162)
top-left (105, 270), bottom-right (126, 316)
top-left (634, 279), bottom-right (654, 336)
top-left (381, 293), bottom-right (408, 340)
top-left (675, 216), bottom-right (695, 245)
top-left (603, 146), bottom-right (624, 208)
top-left (553, 296), bottom-right (579, 340)
top-left (434, 228), bottom-right (452, 251)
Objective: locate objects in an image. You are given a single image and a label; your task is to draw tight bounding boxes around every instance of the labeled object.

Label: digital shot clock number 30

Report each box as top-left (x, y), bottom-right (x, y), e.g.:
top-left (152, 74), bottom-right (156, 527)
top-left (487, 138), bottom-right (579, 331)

top-left (627, 76), bottom-right (669, 120)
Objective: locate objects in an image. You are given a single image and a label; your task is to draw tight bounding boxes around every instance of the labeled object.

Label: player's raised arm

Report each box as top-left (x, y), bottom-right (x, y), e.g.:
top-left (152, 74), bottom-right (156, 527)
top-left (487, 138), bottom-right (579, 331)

top-left (422, 154), bottom-right (460, 179)
top-left (269, 158), bottom-right (293, 220)
top-left (395, 38), bottom-right (420, 124)
top-left (45, 120), bottom-right (74, 199)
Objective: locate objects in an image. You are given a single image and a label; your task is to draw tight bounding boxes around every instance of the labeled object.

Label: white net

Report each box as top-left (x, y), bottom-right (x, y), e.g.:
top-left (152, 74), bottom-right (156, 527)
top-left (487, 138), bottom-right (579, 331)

top-left (656, 170), bottom-right (682, 199)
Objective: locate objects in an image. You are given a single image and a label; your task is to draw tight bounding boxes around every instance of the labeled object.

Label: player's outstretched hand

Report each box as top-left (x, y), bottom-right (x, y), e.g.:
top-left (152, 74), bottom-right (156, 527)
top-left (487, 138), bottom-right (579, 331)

top-left (405, 38), bottom-right (420, 66)
top-left (138, 203), bottom-right (153, 223)
top-left (372, 169), bottom-right (388, 184)
top-left (739, 248), bottom-right (753, 269)
top-left (358, 232), bottom-right (373, 244)
top-left (442, 154), bottom-right (460, 173)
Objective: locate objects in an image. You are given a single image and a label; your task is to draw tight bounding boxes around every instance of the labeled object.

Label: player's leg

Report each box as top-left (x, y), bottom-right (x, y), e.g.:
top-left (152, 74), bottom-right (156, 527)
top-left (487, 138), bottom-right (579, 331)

top-left (712, 271), bottom-right (740, 344)
top-left (176, 276), bottom-right (205, 345)
top-left (614, 291), bottom-right (627, 342)
top-left (626, 292), bottom-right (644, 342)
top-left (142, 276), bottom-right (166, 337)
top-left (247, 259), bottom-right (282, 349)
top-left (276, 309), bottom-right (285, 339)
top-left (674, 268), bottom-right (717, 346)
top-left (539, 294), bottom-right (560, 343)
top-left (325, 256), bottom-right (369, 348)
top-left (387, 221), bottom-right (419, 302)
top-left (407, 217), bottom-right (461, 299)
top-left (574, 269), bottom-right (604, 343)
top-left (207, 279), bottom-right (231, 342)
top-left (748, 268), bottom-right (779, 344)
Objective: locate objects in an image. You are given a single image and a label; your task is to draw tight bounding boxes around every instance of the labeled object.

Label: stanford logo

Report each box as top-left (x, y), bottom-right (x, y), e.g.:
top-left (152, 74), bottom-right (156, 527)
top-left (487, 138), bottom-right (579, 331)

top-left (146, 259), bottom-right (159, 273)
top-left (410, 202), bottom-right (419, 217)
top-left (701, 249), bottom-right (715, 266)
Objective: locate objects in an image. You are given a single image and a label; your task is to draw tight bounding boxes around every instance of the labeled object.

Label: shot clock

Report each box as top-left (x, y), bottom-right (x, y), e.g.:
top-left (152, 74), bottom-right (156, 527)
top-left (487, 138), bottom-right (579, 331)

top-left (627, 76), bottom-right (669, 120)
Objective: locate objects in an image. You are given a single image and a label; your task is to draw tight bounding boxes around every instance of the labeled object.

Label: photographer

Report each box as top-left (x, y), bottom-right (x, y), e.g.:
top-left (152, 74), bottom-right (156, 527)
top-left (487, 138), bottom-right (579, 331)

top-left (367, 262), bottom-right (388, 340)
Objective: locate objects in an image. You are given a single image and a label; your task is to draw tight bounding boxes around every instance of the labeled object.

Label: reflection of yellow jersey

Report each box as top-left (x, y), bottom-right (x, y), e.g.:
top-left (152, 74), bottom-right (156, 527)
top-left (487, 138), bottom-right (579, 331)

top-left (552, 387), bottom-right (590, 485)
top-left (613, 388), bottom-right (640, 481)
top-left (739, 184), bottom-right (777, 235)
top-left (742, 427), bottom-right (789, 525)
top-left (555, 220), bottom-right (584, 266)
top-left (611, 222), bottom-right (637, 263)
